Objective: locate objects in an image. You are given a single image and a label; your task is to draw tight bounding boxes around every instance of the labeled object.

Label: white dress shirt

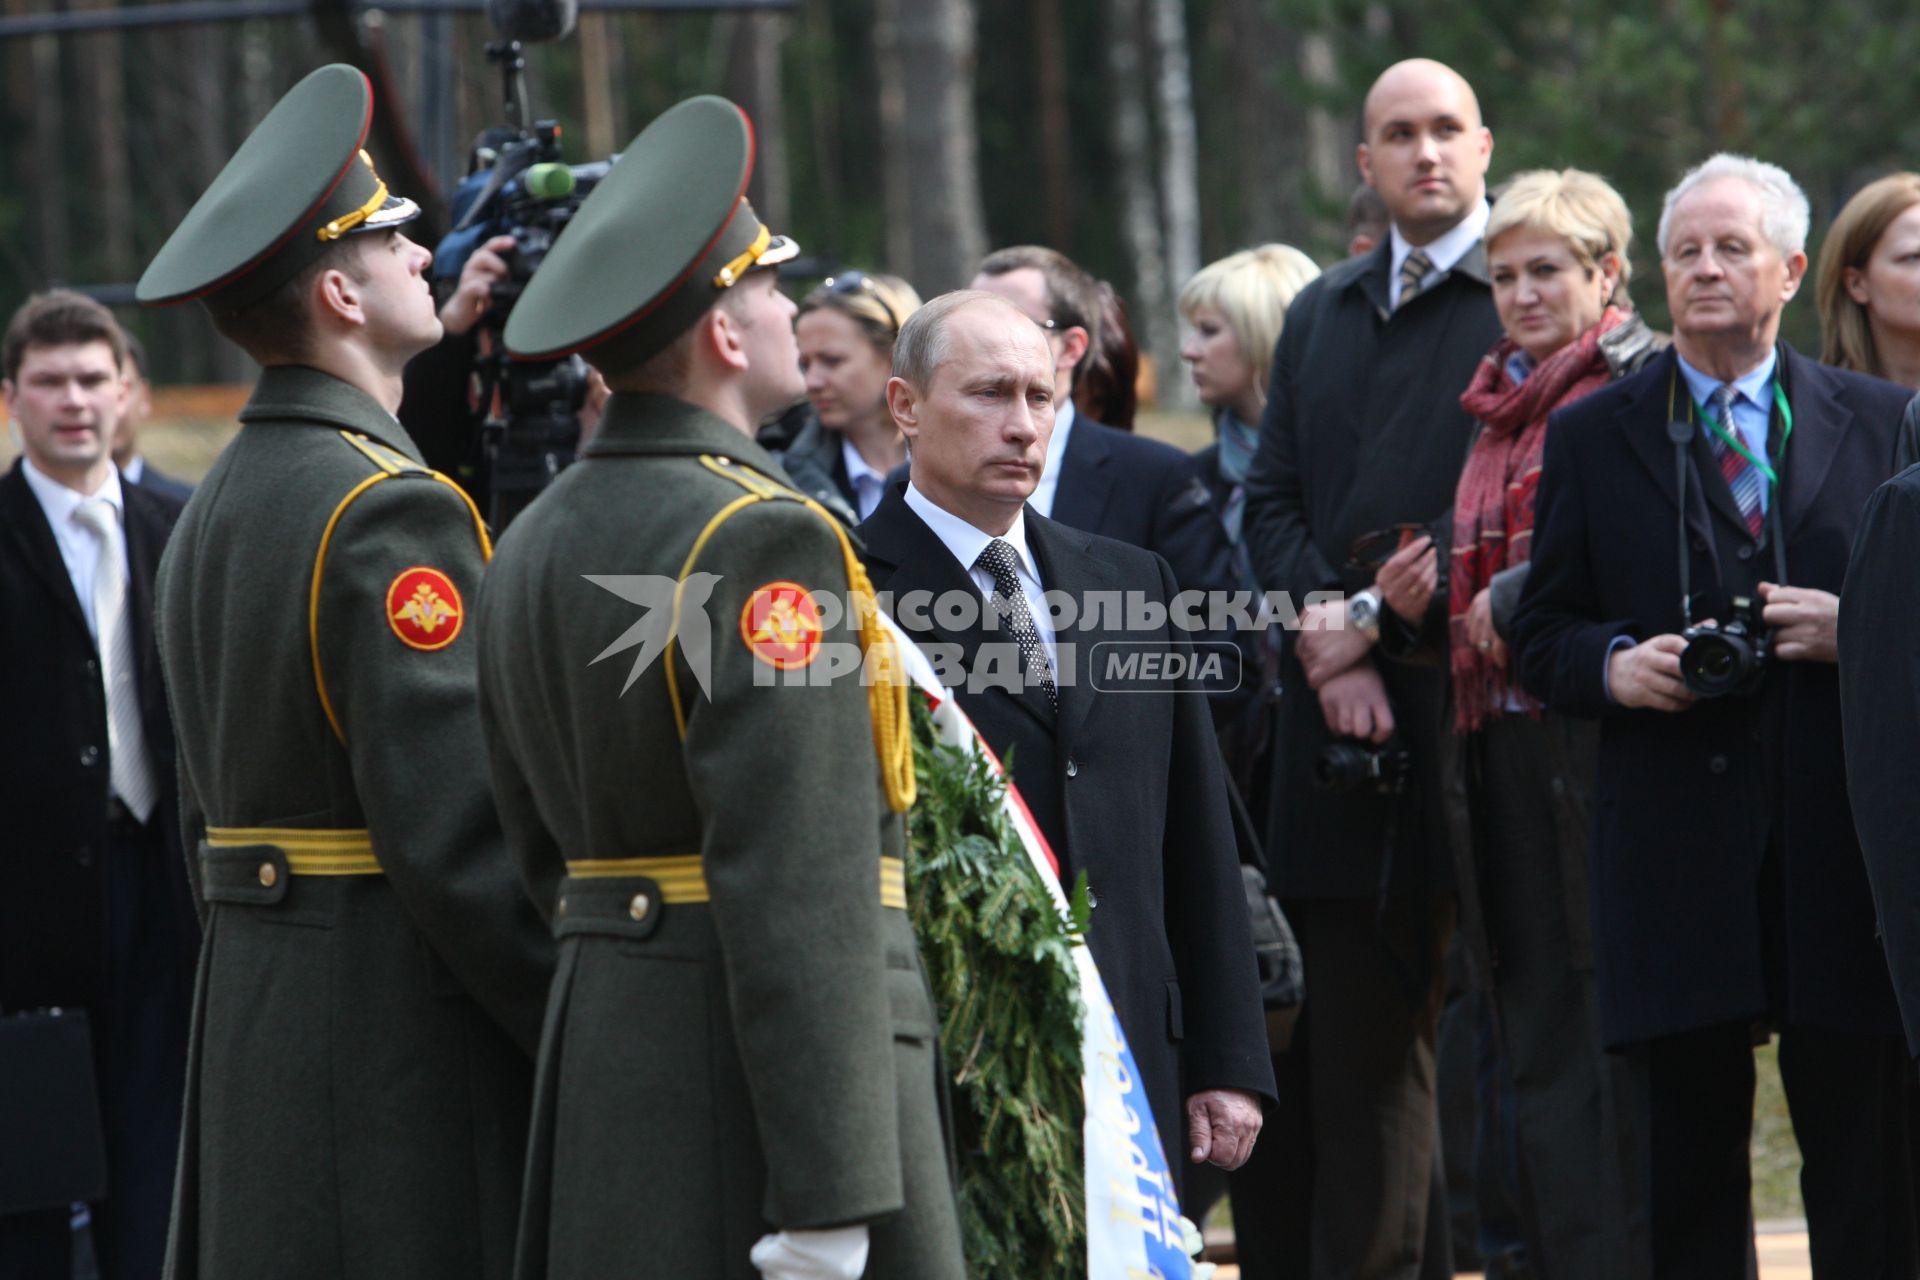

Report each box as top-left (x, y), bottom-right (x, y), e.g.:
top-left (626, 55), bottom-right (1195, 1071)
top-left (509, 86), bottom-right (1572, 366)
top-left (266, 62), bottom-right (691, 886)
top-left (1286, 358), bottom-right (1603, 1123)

top-left (839, 437), bottom-right (889, 521)
top-left (904, 480), bottom-right (1059, 674)
top-left (21, 456), bottom-right (126, 642)
top-left (1388, 199), bottom-right (1491, 308)
top-left (1028, 397), bottom-right (1076, 519)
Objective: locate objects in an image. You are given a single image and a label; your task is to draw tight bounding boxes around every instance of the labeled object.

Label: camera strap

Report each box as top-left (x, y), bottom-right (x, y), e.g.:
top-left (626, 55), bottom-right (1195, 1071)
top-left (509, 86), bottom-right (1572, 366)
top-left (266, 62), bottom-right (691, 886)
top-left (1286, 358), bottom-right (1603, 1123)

top-left (1666, 365), bottom-right (1795, 620)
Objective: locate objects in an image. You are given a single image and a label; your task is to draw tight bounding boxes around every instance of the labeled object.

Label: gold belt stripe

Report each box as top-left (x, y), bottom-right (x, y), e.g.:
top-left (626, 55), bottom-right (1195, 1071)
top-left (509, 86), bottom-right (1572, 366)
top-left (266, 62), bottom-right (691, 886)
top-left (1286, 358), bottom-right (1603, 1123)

top-left (205, 826), bottom-right (383, 876)
top-left (566, 854), bottom-right (908, 909)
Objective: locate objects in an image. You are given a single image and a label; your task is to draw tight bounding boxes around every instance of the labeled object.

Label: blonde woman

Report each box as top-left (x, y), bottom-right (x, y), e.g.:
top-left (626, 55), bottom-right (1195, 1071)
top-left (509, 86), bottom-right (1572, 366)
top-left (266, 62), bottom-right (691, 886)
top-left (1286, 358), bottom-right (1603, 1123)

top-left (783, 270), bottom-right (922, 522)
top-left (1452, 168), bottom-right (1663, 1280)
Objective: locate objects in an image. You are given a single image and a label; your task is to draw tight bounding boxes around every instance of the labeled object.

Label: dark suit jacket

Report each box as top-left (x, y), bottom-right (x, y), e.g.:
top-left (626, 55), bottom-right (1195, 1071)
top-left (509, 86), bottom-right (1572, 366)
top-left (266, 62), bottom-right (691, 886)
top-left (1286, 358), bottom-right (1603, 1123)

top-left (859, 488), bottom-right (1275, 1181)
top-left (1051, 411), bottom-right (1231, 598)
top-left (131, 458), bottom-right (194, 505)
top-left (1512, 344), bottom-right (1907, 1047)
top-left (0, 461), bottom-right (199, 1018)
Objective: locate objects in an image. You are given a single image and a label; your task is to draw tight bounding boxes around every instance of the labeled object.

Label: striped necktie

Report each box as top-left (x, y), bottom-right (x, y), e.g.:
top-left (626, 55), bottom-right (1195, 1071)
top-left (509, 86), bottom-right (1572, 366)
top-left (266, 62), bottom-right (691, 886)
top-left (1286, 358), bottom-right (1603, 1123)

top-left (975, 538), bottom-right (1057, 710)
top-left (1708, 385), bottom-right (1765, 538)
top-left (74, 498), bottom-right (160, 822)
top-left (1396, 249), bottom-right (1434, 310)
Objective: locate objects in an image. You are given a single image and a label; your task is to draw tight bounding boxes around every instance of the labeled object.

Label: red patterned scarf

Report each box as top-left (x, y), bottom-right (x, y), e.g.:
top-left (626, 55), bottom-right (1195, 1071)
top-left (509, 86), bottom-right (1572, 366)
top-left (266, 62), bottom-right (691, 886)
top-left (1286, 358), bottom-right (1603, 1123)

top-left (1450, 307), bottom-right (1629, 732)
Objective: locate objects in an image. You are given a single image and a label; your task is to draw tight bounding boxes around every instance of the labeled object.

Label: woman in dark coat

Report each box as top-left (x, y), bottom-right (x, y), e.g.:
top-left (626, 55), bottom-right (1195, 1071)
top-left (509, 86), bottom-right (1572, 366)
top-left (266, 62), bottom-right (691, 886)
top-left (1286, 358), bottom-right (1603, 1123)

top-left (1449, 168), bottom-right (1664, 1280)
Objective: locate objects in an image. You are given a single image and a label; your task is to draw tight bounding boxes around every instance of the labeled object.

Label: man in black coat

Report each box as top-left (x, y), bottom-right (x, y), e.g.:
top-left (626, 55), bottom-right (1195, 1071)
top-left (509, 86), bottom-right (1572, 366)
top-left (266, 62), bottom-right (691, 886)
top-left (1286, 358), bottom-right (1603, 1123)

top-left (0, 292), bottom-right (198, 1279)
top-left (1842, 397), bottom-right (1920, 1062)
top-left (1513, 155), bottom-right (1914, 1279)
top-left (1237, 58), bottom-right (1501, 1278)
top-left (860, 289), bottom-right (1275, 1202)
top-left (969, 245), bottom-right (1230, 598)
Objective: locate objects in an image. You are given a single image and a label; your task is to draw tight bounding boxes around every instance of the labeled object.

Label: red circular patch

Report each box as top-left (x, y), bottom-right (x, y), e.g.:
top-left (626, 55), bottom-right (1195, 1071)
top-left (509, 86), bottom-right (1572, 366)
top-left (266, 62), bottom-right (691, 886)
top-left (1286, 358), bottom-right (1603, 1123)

top-left (740, 581), bottom-right (824, 669)
top-left (386, 566), bottom-right (465, 651)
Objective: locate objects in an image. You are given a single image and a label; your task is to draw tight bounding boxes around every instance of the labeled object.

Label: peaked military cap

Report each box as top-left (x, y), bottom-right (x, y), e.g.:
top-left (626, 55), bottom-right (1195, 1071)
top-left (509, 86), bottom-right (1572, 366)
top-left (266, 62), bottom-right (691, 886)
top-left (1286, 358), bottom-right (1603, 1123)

top-left (137, 64), bottom-right (420, 311)
top-left (504, 95), bottom-right (798, 373)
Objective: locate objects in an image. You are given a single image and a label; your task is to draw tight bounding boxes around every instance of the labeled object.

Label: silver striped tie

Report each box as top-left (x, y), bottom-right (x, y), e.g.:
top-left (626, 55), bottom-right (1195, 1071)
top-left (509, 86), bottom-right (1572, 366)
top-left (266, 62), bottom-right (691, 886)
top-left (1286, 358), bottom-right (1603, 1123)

top-left (74, 498), bottom-right (159, 823)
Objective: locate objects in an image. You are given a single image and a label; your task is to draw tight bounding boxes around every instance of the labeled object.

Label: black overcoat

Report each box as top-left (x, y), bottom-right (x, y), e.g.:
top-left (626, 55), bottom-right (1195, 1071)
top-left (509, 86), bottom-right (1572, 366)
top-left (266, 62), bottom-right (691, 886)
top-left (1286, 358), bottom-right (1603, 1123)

top-left (1241, 238), bottom-right (1503, 899)
top-left (1512, 344), bottom-right (1907, 1047)
top-left (859, 490), bottom-right (1276, 1185)
top-left (0, 462), bottom-right (197, 1019)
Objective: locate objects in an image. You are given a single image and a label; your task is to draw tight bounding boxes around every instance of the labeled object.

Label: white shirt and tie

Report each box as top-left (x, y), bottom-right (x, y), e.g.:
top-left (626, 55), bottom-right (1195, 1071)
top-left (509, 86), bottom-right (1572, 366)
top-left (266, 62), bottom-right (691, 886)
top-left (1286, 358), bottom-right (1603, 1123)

top-left (903, 481), bottom-right (1060, 681)
top-left (21, 457), bottom-right (160, 822)
top-left (1387, 199), bottom-right (1491, 309)
top-left (839, 438), bottom-right (889, 522)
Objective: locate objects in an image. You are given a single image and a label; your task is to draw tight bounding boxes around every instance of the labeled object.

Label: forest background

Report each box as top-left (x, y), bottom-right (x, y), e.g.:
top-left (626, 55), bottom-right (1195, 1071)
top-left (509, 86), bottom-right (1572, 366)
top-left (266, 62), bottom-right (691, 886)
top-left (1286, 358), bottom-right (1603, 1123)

top-left (1, 0), bottom-right (1917, 401)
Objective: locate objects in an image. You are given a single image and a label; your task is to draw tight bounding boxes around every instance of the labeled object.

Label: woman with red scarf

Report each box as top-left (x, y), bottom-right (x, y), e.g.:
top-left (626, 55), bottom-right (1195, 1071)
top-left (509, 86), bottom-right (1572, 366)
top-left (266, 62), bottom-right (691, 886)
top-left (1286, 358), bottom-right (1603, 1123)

top-left (1448, 168), bottom-right (1664, 1280)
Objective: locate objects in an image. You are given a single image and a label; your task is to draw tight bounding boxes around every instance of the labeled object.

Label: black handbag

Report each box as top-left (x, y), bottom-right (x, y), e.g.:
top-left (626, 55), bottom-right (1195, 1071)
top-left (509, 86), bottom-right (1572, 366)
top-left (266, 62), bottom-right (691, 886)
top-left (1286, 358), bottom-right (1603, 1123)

top-left (0, 1009), bottom-right (108, 1213)
top-left (1226, 776), bottom-right (1304, 1053)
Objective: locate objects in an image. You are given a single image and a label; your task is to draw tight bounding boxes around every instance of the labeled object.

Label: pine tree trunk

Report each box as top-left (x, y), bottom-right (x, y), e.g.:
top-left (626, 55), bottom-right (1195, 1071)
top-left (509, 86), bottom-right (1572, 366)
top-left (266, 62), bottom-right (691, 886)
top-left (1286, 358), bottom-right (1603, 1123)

top-left (1034, 0), bottom-right (1073, 251)
top-left (579, 11), bottom-right (619, 162)
top-left (73, 17), bottom-right (134, 284)
top-left (726, 13), bottom-right (790, 228)
top-left (1226, 0), bottom-right (1300, 246)
top-left (1105, 0), bottom-right (1172, 409)
top-left (1149, 0), bottom-right (1200, 408)
top-left (873, 0), bottom-right (987, 293)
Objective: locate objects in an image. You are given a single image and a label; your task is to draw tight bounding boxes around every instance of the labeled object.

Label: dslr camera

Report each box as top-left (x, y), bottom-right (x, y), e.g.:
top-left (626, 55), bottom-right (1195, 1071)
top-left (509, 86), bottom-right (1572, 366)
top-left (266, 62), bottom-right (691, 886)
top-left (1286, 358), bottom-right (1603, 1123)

top-left (1680, 595), bottom-right (1769, 699)
top-left (1313, 738), bottom-right (1412, 795)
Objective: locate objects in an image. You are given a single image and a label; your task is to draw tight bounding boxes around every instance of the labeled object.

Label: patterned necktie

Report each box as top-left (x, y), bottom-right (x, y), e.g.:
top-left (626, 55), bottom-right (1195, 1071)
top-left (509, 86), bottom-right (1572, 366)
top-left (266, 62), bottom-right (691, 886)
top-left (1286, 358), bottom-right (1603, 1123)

top-left (1708, 385), bottom-right (1765, 537)
top-left (73, 498), bottom-right (159, 822)
top-left (974, 538), bottom-right (1057, 710)
top-left (1396, 248), bottom-right (1434, 310)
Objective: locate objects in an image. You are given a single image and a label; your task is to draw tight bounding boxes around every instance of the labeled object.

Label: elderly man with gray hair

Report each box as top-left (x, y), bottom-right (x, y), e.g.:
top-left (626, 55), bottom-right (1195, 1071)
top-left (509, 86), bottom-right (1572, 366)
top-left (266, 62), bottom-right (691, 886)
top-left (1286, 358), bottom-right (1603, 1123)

top-left (1512, 154), bottom-right (1916, 1278)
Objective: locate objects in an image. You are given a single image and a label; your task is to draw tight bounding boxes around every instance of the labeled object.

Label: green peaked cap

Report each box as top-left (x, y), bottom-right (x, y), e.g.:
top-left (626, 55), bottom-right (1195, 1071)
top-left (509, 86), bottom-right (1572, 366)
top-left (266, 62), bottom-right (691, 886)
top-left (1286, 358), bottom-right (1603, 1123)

top-left (503, 95), bottom-right (798, 373)
top-left (138, 64), bottom-right (420, 311)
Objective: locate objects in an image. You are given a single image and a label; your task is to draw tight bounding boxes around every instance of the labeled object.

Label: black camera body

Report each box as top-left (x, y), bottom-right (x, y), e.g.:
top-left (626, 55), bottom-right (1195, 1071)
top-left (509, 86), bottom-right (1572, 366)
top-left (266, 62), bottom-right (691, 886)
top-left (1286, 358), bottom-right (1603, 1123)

top-left (1313, 738), bottom-right (1413, 795)
top-left (1680, 595), bottom-right (1770, 698)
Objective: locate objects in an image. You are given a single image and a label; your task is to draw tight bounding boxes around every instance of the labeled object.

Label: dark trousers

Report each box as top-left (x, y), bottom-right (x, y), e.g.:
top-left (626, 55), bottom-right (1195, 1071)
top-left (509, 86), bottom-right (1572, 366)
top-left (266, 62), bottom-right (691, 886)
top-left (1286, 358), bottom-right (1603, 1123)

top-left (0, 811), bottom-right (189, 1280)
top-left (95, 807), bottom-right (192, 1280)
top-left (1231, 893), bottom-right (1453, 1280)
top-left (1632, 1022), bottom-right (1916, 1280)
top-left (1470, 714), bottom-right (1649, 1280)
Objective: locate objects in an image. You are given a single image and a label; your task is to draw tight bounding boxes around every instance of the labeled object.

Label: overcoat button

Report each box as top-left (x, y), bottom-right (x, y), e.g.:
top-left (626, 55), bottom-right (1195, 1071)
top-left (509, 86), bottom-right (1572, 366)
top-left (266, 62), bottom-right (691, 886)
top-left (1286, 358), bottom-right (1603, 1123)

top-left (1065, 758), bottom-right (1079, 778)
top-left (75, 844), bottom-right (93, 867)
top-left (629, 892), bottom-right (651, 922)
top-left (1737, 544), bottom-right (1754, 562)
top-left (258, 861), bottom-right (279, 888)
top-left (1708, 754), bottom-right (1729, 775)
top-left (556, 895), bottom-right (567, 918)
top-left (79, 745), bottom-right (100, 767)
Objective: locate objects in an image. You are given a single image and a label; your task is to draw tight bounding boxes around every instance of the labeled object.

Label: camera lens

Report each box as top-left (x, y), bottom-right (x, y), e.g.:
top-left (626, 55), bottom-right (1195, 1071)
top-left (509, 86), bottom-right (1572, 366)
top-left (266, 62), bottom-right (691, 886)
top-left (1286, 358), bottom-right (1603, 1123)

top-left (1682, 631), bottom-right (1757, 698)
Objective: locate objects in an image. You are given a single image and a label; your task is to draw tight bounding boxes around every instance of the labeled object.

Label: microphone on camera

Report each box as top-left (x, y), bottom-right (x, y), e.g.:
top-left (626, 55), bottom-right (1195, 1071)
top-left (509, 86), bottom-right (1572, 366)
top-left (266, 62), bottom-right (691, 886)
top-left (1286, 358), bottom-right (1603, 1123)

top-left (487, 0), bottom-right (576, 43)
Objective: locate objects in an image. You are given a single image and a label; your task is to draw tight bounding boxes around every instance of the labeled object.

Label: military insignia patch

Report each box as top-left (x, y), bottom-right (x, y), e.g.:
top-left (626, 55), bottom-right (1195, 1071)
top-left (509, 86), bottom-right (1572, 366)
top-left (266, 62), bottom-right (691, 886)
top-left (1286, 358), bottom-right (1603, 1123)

top-left (740, 580), bottom-right (823, 669)
top-left (386, 566), bottom-right (464, 651)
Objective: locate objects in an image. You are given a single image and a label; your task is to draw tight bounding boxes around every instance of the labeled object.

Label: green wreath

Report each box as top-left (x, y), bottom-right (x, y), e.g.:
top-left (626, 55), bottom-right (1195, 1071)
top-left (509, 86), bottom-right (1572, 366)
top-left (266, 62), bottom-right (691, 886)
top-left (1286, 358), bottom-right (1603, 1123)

top-left (906, 698), bottom-right (1090, 1277)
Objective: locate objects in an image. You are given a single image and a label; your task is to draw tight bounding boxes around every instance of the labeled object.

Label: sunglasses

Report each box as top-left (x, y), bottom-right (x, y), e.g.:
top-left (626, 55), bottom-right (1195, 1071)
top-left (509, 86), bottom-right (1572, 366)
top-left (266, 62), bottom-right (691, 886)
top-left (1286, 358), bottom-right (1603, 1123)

top-left (1345, 522), bottom-right (1434, 572)
top-left (822, 271), bottom-right (906, 336)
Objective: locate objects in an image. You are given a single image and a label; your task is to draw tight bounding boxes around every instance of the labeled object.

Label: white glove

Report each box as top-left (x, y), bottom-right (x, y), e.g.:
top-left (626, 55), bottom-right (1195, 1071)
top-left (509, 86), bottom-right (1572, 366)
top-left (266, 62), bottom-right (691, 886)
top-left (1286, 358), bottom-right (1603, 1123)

top-left (749, 1226), bottom-right (870, 1280)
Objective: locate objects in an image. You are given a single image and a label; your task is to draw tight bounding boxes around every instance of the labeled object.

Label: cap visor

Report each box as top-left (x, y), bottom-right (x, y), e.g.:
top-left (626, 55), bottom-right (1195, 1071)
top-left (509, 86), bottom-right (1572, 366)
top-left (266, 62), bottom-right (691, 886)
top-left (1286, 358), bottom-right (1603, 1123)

top-left (356, 194), bottom-right (422, 233)
top-left (757, 234), bottom-right (800, 268)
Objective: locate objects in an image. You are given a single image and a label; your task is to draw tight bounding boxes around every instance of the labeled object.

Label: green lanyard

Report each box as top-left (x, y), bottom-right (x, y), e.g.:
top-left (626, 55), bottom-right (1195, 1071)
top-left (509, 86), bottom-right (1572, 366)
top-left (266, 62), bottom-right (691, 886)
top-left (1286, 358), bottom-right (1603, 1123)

top-left (1689, 380), bottom-right (1793, 489)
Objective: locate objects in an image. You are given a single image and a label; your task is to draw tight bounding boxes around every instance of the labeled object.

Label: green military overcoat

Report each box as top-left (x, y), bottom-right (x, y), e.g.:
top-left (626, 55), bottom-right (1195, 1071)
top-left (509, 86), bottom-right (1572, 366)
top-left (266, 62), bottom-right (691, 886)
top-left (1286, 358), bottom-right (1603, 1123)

top-left (475, 395), bottom-right (964, 1279)
top-left (155, 365), bottom-right (555, 1280)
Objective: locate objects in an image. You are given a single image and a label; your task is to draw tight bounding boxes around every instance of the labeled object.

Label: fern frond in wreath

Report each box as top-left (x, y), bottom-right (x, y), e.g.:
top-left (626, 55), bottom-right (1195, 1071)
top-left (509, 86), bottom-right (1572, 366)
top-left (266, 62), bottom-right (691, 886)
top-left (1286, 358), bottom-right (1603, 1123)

top-left (905, 698), bottom-right (1089, 1278)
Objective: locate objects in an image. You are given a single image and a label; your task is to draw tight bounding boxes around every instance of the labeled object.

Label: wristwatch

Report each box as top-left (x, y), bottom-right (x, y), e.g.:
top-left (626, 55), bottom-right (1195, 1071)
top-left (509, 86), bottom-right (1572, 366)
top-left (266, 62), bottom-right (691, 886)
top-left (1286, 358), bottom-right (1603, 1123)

top-left (1346, 587), bottom-right (1383, 642)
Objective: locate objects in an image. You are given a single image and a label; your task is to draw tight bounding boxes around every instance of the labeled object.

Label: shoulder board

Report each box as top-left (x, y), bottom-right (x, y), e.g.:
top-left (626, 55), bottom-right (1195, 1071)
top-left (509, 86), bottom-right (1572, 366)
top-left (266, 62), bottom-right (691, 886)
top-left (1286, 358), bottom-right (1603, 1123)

top-left (308, 432), bottom-right (493, 746)
top-left (697, 453), bottom-right (803, 503)
top-left (336, 430), bottom-right (429, 476)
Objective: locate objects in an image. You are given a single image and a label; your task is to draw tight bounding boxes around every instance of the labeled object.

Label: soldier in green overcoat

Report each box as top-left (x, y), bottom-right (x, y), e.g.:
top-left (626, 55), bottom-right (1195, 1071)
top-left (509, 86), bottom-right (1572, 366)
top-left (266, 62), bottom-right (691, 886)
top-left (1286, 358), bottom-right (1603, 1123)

top-left (475, 96), bottom-right (966, 1280)
top-left (137, 66), bottom-right (555, 1279)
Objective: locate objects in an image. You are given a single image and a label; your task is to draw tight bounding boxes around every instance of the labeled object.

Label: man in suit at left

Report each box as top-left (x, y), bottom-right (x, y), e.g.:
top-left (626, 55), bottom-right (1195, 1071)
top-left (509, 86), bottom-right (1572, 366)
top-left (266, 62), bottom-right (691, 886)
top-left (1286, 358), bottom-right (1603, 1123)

top-left (861, 289), bottom-right (1274, 1202)
top-left (0, 290), bottom-right (198, 1278)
